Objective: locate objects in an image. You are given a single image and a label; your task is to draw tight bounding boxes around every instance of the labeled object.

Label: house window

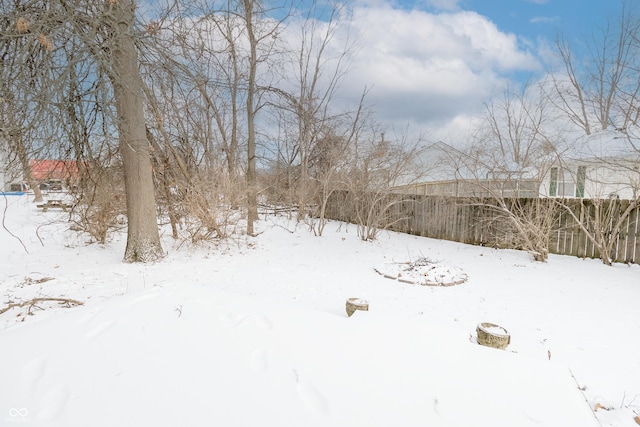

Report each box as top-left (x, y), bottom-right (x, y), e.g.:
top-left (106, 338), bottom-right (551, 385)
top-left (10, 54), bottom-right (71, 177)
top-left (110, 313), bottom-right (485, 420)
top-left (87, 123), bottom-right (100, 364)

top-left (549, 167), bottom-right (558, 196)
top-left (576, 166), bottom-right (586, 197)
top-left (557, 180), bottom-right (574, 197)
top-left (549, 166), bottom-right (584, 198)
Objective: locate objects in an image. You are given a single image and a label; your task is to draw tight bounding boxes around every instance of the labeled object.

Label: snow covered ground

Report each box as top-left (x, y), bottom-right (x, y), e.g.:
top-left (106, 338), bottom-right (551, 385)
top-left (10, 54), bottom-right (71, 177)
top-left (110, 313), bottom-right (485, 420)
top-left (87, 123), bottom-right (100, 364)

top-left (1, 194), bottom-right (639, 427)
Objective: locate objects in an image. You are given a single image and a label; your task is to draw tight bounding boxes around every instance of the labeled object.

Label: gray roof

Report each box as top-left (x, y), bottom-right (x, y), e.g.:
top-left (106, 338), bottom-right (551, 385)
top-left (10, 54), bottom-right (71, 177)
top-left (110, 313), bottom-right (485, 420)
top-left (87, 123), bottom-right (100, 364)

top-left (565, 129), bottom-right (640, 162)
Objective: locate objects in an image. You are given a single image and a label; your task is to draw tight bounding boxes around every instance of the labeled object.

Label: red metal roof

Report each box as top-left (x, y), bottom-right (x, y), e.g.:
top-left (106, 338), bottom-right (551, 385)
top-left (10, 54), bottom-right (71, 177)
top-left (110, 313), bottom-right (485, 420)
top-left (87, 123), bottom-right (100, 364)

top-left (29, 159), bottom-right (81, 181)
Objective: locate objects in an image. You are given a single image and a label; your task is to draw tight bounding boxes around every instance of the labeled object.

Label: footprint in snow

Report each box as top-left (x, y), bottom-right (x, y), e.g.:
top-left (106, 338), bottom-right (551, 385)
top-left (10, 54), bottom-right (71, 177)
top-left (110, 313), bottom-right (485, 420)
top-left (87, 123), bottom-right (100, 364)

top-left (36, 384), bottom-right (70, 422)
top-left (20, 357), bottom-right (47, 392)
top-left (221, 313), bottom-right (273, 331)
top-left (294, 370), bottom-right (330, 417)
top-left (249, 348), bottom-right (269, 374)
top-left (84, 320), bottom-right (116, 339)
top-left (77, 307), bottom-right (104, 325)
top-left (126, 291), bottom-right (161, 307)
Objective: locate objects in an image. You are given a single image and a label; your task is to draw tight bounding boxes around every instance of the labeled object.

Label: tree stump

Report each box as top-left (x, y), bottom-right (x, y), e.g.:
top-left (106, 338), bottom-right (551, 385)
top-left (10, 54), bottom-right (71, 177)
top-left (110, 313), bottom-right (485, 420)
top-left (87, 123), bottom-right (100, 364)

top-left (476, 322), bottom-right (510, 349)
top-left (346, 298), bottom-right (369, 317)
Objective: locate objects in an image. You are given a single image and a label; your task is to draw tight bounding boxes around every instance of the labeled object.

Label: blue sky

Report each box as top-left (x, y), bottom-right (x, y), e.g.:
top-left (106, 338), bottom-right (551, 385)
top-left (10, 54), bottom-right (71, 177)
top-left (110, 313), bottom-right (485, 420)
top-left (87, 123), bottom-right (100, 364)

top-left (457, 0), bottom-right (620, 43)
top-left (397, 0), bottom-right (625, 45)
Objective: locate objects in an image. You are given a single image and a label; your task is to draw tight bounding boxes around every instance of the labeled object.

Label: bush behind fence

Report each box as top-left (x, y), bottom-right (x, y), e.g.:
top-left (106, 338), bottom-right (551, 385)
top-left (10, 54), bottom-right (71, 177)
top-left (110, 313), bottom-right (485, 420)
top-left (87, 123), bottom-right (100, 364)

top-left (325, 192), bottom-right (640, 264)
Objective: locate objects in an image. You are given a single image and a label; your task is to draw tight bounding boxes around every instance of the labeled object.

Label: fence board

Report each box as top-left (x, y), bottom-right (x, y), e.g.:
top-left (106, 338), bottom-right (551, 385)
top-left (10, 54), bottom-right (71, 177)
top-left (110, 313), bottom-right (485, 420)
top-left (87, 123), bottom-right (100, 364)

top-left (325, 192), bottom-right (640, 264)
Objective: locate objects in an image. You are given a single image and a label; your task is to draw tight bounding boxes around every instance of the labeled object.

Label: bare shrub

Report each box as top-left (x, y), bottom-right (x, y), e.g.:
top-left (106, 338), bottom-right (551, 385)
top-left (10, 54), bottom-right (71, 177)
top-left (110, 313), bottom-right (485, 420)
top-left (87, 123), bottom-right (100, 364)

top-left (474, 197), bottom-right (559, 261)
top-left (157, 170), bottom-right (245, 246)
top-left (555, 197), bottom-right (639, 265)
top-left (182, 185), bottom-right (225, 243)
top-left (346, 132), bottom-right (426, 241)
top-left (71, 166), bottom-right (126, 244)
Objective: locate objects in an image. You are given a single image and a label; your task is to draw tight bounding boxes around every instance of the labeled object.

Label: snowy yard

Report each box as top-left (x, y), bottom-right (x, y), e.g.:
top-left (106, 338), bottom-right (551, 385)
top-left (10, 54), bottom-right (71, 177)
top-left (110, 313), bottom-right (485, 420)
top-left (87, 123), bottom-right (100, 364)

top-left (1, 194), bottom-right (639, 427)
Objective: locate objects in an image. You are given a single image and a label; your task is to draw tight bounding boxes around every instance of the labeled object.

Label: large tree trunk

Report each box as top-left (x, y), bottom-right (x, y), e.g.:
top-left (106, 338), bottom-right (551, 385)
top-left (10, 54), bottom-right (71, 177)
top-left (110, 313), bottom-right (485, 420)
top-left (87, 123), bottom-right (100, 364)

top-left (244, 0), bottom-right (258, 236)
top-left (107, 0), bottom-right (163, 262)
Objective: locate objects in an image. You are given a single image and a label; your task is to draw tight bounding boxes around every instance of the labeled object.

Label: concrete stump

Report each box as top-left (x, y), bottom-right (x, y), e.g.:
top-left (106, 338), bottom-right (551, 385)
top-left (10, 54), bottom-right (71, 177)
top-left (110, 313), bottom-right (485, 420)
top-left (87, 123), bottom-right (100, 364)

top-left (346, 298), bottom-right (369, 317)
top-left (476, 322), bottom-right (510, 350)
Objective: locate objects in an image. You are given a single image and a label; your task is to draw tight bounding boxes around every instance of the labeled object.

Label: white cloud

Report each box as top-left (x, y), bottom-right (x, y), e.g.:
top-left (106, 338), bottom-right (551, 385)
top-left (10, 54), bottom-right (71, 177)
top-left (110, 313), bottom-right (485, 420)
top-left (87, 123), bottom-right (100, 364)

top-left (535, 36), bottom-right (561, 68)
top-left (333, 4), bottom-right (542, 140)
top-left (421, 0), bottom-right (462, 12)
top-left (530, 16), bottom-right (560, 24)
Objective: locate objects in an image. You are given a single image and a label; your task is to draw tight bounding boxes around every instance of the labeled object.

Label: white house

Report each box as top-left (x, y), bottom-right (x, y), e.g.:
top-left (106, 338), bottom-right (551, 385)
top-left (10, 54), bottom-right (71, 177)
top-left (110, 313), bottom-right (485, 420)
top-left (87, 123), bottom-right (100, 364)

top-left (391, 141), bottom-right (542, 198)
top-left (540, 130), bottom-right (640, 200)
top-left (0, 144), bottom-right (7, 192)
top-left (0, 144), bottom-right (27, 192)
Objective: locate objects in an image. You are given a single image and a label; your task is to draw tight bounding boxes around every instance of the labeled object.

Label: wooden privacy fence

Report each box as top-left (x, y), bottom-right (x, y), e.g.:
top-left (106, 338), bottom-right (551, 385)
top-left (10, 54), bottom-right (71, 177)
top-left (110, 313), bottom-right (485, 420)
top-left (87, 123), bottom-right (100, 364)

top-left (324, 192), bottom-right (640, 264)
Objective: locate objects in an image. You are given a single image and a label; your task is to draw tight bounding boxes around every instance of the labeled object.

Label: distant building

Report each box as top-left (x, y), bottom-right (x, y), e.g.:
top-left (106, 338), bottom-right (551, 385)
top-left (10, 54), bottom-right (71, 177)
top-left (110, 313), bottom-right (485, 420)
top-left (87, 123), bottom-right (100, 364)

top-left (391, 177), bottom-right (540, 198)
top-left (29, 159), bottom-right (83, 189)
top-left (392, 141), bottom-right (541, 198)
top-left (539, 130), bottom-right (640, 200)
top-left (0, 147), bottom-right (6, 192)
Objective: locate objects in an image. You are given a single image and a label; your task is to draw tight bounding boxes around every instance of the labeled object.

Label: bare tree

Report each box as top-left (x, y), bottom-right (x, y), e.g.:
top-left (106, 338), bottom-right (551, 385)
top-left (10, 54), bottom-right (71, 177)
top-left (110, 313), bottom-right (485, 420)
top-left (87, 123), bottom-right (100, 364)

top-left (159, 0), bottom-right (246, 178)
top-left (546, 4), bottom-right (640, 134)
top-left (232, 0), bottom-right (287, 235)
top-left (543, 4), bottom-right (640, 264)
top-left (0, 12), bottom-right (57, 203)
top-left (1, 1), bottom-right (163, 261)
top-left (0, 112), bottom-right (44, 202)
top-left (451, 83), bottom-right (559, 261)
top-left (100, 0), bottom-right (163, 261)
top-left (243, 0), bottom-right (259, 235)
top-left (550, 129), bottom-right (640, 265)
top-left (273, 2), bottom-right (353, 222)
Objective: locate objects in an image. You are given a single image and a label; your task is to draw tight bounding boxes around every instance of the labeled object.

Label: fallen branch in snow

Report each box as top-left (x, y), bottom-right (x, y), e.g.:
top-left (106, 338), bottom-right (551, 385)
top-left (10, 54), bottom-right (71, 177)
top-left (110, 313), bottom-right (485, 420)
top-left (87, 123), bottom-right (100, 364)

top-left (0, 297), bottom-right (84, 315)
top-left (594, 403), bottom-right (612, 412)
top-left (568, 368), bottom-right (604, 427)
top-left (620, 391), bottom-right (640, 409)
top-left (21, 276), bottom-right (55, 286)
